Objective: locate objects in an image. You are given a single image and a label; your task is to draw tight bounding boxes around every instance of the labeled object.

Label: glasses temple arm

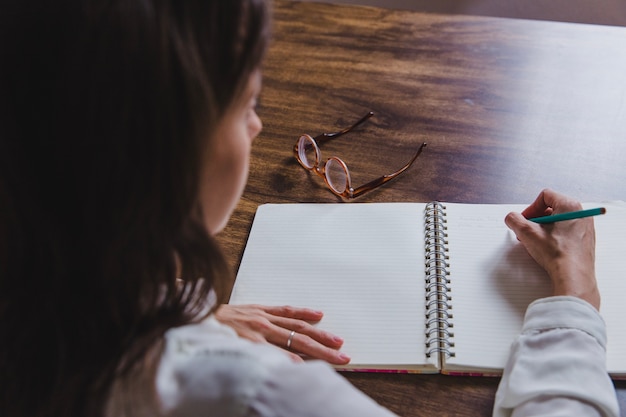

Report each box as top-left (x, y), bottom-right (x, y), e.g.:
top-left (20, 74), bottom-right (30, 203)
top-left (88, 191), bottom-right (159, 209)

top-left (314, 111), bottom-right (375, 145)
top-left (350, 142), bottom-right (427, 198)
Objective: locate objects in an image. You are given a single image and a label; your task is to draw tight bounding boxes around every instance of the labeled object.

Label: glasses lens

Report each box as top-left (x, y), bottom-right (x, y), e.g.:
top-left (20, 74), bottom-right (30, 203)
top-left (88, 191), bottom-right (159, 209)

top-left (297, 136), bottom-right (318, 169)
top-left (325, 158), bottom-right (348, 194)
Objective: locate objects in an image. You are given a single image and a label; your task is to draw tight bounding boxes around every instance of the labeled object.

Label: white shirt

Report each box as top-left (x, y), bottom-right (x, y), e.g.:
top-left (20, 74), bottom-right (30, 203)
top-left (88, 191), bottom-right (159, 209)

top-left (152, 296), bottom-right (619, 417)
top-left (494, 296), bottom-right (619, 417)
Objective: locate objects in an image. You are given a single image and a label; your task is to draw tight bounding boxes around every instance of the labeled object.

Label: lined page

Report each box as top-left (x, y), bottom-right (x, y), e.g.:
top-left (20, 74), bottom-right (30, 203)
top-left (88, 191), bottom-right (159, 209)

top-left (443, 202), bottom-right (626, 374)
top-left (443, 203), bottom-right (548, 371)
top-left (594, 202), bottom-right (626, 375)
top-left (230, 203), bottom-right (436, 370)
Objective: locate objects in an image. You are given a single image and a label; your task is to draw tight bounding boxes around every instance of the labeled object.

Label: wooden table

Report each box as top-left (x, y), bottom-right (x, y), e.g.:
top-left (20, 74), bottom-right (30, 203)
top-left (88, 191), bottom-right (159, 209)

top-left (218, 1), bottom-right (626, 415)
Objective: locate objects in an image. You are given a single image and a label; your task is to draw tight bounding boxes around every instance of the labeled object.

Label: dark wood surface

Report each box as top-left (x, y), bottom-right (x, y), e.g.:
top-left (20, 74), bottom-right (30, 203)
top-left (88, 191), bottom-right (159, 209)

top-left (217, 1), bottom-right (626, 415)
top-left (296, 0), bottom-right (626, 27)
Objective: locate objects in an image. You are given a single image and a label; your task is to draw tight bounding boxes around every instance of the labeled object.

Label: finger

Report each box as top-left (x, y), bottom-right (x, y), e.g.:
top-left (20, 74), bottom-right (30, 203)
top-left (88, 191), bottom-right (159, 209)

top-left (504, 211), bottom-right (533, 236)
top-left (261, 305), bottom-right (324, 322)
top-left (504, 211), bottom-right (546, 251)
top-left (521, 189), bottom-right (554, 219)
top-left (540, 188), bottom-right (582, 211)
top-left (286, 351), bottom-right (304, 363)
top-left (522, 189), bottom-right (582, 219)
top-left (254, 305), bottom-right (345, 348)
top-left (285, 330), bottom-right (351, 365)
top-left (264, 316), bottom-right (344, 349)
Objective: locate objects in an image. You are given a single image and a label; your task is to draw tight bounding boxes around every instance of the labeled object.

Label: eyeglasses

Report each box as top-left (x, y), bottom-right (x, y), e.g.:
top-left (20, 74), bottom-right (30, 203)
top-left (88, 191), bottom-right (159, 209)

top-left (293, 111), bottom-right (427, 199)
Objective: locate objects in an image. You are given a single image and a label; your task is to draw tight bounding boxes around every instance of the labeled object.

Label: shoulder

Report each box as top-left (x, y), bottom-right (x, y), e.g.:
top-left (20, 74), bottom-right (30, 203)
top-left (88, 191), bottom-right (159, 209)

top-left (156, 316), bottom-right (291, 416)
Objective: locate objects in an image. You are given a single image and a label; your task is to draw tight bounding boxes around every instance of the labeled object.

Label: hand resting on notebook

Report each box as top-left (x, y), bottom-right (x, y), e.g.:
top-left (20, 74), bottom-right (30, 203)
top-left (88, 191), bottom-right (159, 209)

top-left (215, 303), bottom-right (350, 365)
top-left (504, 188), bottom-right (600, 310)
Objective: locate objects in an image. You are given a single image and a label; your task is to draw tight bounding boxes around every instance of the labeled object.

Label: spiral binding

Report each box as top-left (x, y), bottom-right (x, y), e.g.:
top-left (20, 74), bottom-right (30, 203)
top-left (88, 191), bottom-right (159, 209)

top-left (424, 202), bottom-right (455, 359)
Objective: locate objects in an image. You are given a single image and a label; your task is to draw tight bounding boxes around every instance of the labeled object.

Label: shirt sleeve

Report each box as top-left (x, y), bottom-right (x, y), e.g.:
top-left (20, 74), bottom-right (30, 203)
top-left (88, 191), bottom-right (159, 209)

top-left (156, 317), bottom-right (397, 417)
top-left (493, 296), bottom-right (620, 417)
top-left (252, 360), bottom-right (397, 417)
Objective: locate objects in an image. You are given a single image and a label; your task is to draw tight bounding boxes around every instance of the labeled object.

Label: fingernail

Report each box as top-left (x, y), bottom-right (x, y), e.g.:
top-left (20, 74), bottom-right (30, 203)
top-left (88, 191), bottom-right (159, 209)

top-left (339, 353), bottom-right (351, 362)
top-left (332, 335), bottom-right (344, 344)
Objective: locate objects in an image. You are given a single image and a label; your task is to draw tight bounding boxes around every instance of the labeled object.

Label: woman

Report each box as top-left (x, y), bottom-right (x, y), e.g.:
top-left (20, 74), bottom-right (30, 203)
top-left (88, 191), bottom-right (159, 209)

top-left (0, 0), bottom-right (618, 416)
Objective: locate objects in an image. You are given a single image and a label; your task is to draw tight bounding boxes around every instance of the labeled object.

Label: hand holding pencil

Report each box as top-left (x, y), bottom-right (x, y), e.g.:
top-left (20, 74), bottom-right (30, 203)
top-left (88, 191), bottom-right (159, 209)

top-left (504, 189), bottom-right (601, 310)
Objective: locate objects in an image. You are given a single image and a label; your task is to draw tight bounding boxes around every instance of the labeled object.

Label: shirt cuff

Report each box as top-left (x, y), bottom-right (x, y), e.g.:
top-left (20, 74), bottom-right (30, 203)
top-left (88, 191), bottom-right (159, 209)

top-left (523, 296), bottom-right (607, 350)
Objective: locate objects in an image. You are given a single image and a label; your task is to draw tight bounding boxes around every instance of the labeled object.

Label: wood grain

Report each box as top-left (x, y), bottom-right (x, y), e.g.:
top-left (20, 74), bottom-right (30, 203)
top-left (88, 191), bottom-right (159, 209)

top-left (217, 1), bottom-right (626, 415)
top-left (296, 0), bottom-right (626, 27)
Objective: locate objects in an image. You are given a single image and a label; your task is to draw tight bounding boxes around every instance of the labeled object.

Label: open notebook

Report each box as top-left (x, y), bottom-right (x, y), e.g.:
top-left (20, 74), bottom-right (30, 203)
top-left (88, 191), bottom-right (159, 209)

top-left (229, 202), bottom-right (626, 377)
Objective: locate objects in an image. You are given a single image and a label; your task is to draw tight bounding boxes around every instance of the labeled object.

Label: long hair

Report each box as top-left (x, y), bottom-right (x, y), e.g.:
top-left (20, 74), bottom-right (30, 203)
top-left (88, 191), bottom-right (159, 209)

top-left (0, 1), bottom-right (270, 416)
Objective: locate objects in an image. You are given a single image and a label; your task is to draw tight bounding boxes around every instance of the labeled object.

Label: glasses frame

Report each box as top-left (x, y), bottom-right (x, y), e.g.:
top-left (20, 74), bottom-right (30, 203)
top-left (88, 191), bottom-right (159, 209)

top-left (293, 111), bottom-right (427, 199)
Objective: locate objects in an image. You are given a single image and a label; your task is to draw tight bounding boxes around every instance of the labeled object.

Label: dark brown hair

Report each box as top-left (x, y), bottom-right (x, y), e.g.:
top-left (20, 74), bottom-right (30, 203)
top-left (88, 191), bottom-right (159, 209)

top-left (0, 1), bottom-right (270, 416)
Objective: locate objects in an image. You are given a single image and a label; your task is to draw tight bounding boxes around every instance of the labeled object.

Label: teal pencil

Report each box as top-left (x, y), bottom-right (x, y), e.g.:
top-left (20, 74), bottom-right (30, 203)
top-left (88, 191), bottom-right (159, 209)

top-left (529, 207), bottom-right (606, 224)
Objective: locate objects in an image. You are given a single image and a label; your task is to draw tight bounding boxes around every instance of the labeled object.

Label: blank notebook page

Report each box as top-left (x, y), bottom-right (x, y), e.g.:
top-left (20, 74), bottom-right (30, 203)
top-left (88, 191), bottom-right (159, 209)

top-left (230, 203), bottom-right (435, 368)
